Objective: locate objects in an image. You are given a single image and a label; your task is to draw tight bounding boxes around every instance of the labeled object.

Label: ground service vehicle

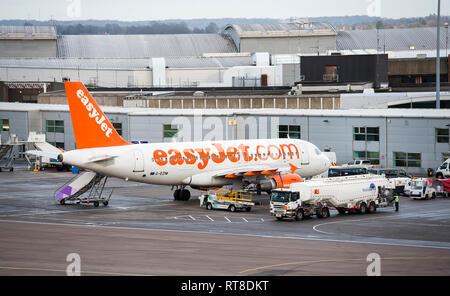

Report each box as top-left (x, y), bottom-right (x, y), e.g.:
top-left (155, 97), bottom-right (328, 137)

top-left (408, 178), bottom-right (436, 200)
top-left (436, 159), bottom-right (450, 179)
top-left (199, 190), bottom-right (254, 212)
top-left (270, 174), bottom-right (395, 220)
top-left (368, 168), bottom-right (411, 195)
top-left (346, 160), bottom-right (372, 166)
top-left (436, 179), bottom-right (450, 198)
top-left (328, 166), bottom-right (367, 177)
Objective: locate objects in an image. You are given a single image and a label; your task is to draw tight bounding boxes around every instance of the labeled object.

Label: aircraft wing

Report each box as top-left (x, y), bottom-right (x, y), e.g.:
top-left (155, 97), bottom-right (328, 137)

top-left (213, 163), bottom-right (298, 178)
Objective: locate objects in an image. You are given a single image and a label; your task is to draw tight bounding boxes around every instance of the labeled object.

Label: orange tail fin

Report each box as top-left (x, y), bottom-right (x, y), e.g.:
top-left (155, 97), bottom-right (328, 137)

top-left (64, 82), bottom-right (130, 149)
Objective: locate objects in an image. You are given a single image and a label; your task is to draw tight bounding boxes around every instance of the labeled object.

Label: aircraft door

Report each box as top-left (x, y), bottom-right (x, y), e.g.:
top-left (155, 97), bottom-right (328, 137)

top-left (133, 150), bottom-right (145, 172)
top-left (301, 146), bottom-right (310, 165)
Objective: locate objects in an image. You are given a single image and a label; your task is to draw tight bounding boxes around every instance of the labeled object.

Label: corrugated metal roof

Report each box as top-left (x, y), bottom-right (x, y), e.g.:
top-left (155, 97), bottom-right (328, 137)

top-left (57, 34), bottom-right (237, 58)
top-left (0, 58), bottom-right (148, 70)
top-left (225, 22), bottom-right (336, 37)
top-left (337, 26), bottom-right (450, 51)
top-left (0, 26), bottom-right (56, 39)
top-left (163, 56), bottom-right (252, 68)
top-left (0, 56), bottom-right (253, 70)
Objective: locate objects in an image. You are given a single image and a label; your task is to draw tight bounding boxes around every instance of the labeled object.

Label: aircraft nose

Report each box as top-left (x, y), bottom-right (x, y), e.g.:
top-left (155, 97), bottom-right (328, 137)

top-left (323, 155), bottom-right (331, 170)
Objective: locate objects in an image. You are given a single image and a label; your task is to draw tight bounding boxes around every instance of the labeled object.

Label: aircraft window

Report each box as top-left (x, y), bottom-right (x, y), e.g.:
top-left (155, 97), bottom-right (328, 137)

top-left (314, 148), bottom-right (321, 155)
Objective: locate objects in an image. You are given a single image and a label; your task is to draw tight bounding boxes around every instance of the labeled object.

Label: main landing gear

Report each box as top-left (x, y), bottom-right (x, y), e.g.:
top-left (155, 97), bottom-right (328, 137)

top-left (173, 186), bottom-right (191, 201)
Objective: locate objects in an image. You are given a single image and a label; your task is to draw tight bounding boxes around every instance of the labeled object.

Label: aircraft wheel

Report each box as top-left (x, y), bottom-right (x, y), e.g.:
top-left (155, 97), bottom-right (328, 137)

top-left (59, 199), bottom-right (66, 205)
top-left (173, 189), bottom-right (181, 200)
top-left (94, 201), bottom-right (99, 207)
top-left (103, 201), bottom-right (109, 206)
top-left (180, 189), bottom-right (191, 201)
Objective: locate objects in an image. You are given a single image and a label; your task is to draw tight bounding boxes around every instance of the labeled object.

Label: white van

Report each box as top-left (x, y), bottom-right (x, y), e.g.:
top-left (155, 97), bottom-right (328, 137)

top-left (436, 159), bottom-right (450, 179)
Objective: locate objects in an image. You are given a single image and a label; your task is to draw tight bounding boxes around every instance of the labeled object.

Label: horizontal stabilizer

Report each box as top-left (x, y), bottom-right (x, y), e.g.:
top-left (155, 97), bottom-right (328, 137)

top-left (25, 150), bottom-right (60, 160)
top-left (86, 154), bottom-right (118, 163)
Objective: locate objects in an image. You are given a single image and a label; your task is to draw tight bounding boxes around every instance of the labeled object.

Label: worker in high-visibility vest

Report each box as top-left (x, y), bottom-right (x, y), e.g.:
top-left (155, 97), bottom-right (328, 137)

top-left (394, 193), bottom-right (399, 212)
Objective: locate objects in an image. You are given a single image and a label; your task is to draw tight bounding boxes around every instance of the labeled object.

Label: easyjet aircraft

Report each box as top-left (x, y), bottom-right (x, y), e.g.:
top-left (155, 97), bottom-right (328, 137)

top-left (53, 82), bottom-right (331, 200)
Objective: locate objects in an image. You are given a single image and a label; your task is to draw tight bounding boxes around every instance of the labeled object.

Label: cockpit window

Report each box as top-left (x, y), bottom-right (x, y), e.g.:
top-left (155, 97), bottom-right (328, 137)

top-left (314, 148), bottom-right (321, 155)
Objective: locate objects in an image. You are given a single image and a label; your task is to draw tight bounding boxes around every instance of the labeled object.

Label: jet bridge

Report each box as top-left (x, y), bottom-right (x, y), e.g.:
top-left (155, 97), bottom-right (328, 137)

top-left (54, 171), bottom-right (112, 207)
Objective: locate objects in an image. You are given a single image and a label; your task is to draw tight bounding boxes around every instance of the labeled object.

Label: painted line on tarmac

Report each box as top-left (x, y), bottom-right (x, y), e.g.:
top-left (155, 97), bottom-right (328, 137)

top-left (1, 218), bottom-right (450, 250)
top-left (237, 255), bottom-right (450, 275)
top-left (0, 266), bottom-right (152, 276)
top-left (312, 212), bottom-right (450, 236)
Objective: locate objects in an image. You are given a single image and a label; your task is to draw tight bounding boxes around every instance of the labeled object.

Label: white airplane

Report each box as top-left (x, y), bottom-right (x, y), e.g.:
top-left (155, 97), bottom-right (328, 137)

top-left (47, 82), bottom-right (331, 200)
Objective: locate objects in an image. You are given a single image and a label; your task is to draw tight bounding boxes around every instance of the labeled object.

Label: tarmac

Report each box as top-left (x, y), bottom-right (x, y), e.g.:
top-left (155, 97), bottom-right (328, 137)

top-left (1, 166), bottom-right (450, 276)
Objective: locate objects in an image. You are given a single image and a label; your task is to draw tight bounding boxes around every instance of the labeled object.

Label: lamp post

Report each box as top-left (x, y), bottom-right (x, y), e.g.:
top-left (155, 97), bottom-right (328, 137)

top-left (445, 22), bottom-right (449, 57)
top-left (436, 0), bottom-right (441, 109)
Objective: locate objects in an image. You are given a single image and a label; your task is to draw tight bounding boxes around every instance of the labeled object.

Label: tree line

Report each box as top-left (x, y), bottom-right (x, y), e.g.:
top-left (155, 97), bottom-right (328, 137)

top-left (54, 22), bottom-right (220, 35)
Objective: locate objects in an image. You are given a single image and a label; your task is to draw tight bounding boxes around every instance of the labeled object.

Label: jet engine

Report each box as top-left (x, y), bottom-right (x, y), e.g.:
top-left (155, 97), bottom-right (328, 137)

top-left (258, 174), bottom-right (303, 192)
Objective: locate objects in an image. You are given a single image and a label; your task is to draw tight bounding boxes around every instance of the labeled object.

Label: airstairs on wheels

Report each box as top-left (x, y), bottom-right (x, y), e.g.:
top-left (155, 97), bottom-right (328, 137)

top-left (0, 144), bottom-right (14, 172)
top-left (1, 134), bottom-right (23, 172)
top-left (54, 171), bottom-right (112, 207)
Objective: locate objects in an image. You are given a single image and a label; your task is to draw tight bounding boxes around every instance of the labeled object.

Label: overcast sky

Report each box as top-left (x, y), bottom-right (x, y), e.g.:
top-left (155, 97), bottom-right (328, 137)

top-left (0, 0), bottom-right (446, 21)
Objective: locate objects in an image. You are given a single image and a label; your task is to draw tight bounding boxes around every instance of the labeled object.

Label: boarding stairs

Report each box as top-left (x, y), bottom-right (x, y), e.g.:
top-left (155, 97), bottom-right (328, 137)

top-left (0, 144), bottom-right (14, 172)
top-left (54, 171), bottom-right (112, 207)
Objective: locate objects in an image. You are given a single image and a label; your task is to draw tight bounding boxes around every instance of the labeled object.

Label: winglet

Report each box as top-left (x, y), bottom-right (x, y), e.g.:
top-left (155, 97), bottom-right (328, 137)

top-left (64, 82), bottom-right (130, 149)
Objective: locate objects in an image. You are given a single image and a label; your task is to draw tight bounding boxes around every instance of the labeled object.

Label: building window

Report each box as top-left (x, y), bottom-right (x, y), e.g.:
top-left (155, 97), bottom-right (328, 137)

top-left (324, 65), bottom-right (338, 81)
top-left (0, 119), bottom-right (10, 131)
top-left (436, 128), bottom-right (449, 143)
top-left (353, 127), bottom-right (379, 141)
top-left (112, 122), bottom-right (122, 136)
top-left (353, 151), bottom-right (380, 165)
top-left (278, 125), bottom-right (300, 139)
top-left (46, 120), bottom-right (64, 133)
top-left (163, 124), bottom-right (178, 138)
top-left (394, 152), bottom-right (421, 168)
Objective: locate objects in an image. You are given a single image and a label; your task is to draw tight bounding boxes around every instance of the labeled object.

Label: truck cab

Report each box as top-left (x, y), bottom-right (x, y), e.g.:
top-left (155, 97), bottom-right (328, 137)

top-left (436, 159), bottom-right (450, 179)
top-left (270, 188), bottom-right (331, 220)
top-left (270, 190), bottom-right (301, 220)
top-left (408, 178), bottom-right (436, 200)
